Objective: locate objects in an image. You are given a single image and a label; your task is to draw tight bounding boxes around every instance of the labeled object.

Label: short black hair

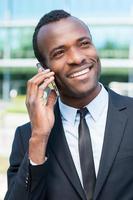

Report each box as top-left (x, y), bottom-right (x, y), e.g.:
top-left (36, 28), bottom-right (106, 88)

top-left (32, 10), bottom-right (71, 66)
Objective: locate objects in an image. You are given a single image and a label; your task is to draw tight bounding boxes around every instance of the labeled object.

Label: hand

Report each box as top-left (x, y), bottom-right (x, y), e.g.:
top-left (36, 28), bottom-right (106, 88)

top-left (26, 68), bottom-right (57, 164)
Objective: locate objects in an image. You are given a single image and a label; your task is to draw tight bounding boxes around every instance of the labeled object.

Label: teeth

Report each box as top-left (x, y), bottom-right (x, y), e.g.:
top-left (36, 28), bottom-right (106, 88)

top-left (70, 68), bottom-right (90, 78)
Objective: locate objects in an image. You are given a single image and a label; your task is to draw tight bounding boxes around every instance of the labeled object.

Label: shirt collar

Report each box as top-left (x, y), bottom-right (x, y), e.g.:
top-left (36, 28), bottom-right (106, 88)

top-left (86, 84), bottom-right (108, 121)
top-left (59, 84), bottom-right (108, 124)
top-left (59, 98), bottom-right (77, 126)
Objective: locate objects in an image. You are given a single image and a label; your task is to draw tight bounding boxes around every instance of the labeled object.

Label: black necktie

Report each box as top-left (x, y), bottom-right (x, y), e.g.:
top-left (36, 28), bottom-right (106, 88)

top-left (78, 107), bottom-right (96, 200)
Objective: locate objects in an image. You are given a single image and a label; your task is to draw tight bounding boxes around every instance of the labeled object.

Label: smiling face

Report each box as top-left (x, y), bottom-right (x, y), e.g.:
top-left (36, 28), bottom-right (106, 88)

top-left (37, 16), bottom-right (101, 107)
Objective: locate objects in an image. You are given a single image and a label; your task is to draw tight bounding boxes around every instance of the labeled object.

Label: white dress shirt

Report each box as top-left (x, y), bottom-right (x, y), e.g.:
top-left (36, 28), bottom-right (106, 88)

top-left (59, 84), bottom-right (109, 185)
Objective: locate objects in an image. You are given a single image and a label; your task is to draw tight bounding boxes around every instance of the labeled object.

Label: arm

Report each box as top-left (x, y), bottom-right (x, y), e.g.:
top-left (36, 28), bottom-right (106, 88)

top-left (5, 125), bottom-right (49, 200)
top-left (5, 68), bottom-right (57, 199)
top-left (5, 126), bottom-right (30, 200)
top-left (26, 68), bottom-right (57, 165)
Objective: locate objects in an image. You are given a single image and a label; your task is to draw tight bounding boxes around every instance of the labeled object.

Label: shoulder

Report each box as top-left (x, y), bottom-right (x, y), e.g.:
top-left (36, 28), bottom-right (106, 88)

top-left (108, 88), bottom-right (133, 103)
top-left (107, 87), bottom-right (133, 114)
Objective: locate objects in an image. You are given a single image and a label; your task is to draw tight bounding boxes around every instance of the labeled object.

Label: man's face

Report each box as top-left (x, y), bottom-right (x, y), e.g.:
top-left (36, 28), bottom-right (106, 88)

top-left (37, 17), bottom-right (101, 101)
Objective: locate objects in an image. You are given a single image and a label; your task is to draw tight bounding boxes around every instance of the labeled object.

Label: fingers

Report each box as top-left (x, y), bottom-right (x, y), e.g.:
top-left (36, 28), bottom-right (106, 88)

top-left (29, 69), bottom-right (54, 87)
top-left (26, 69), bottom-right (55, 105)
top-left (37, 76), bottom-right (55, 99)
top-left (27, 70), bottom-right (54, 94)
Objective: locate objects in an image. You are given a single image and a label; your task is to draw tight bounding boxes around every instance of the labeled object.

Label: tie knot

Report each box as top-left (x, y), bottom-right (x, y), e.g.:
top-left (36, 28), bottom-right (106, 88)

top-left (78, 107), bottom-right (88, 119)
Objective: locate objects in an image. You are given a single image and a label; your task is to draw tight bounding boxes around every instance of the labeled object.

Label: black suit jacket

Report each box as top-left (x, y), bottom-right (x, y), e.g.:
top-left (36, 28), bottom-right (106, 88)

top-left (5, 89), bottom-right (133, 200)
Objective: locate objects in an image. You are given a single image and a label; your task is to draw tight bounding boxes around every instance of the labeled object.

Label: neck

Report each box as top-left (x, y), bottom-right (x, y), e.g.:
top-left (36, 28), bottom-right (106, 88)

top-left (60, 84), bottom-right (101, 109)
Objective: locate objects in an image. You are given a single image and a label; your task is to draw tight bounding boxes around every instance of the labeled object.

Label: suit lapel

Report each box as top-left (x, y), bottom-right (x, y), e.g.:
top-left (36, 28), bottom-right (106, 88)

top-left (94, 90), bottom-right (128, 200)
top-left (48, 102), bottom-right (86, 200)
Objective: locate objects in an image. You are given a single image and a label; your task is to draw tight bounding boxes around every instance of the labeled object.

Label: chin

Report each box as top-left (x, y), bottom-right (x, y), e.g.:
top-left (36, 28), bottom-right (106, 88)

top-left (60, 80), bottom-right (99, 98)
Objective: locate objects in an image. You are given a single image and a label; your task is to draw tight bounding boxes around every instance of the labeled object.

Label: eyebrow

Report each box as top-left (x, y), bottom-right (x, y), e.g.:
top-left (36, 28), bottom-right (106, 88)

top-left (49, 36), bottom-right (92, 57)
top-left (77, 36), bottom-right (92, 42)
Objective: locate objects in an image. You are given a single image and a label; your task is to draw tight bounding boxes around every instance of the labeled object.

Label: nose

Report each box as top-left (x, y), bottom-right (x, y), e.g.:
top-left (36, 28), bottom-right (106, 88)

top-left (67, 47), bottom-right (86, 65)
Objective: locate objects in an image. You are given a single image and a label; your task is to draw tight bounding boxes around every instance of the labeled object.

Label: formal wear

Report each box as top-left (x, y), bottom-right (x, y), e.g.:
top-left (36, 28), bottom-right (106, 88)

top-left (5, 87), bottom-right (133, 200)
top-left (78, 107), bottom-right (96, 200)
top-left (59, 85), bottom-right (108, 178)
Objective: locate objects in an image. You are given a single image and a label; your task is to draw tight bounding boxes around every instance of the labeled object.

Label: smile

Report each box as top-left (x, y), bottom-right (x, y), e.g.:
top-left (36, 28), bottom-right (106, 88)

top-left (69, 67), bottom-right (91, 78)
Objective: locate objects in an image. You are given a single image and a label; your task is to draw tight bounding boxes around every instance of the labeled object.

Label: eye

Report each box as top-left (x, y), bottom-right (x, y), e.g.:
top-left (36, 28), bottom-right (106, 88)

top-left (80, 40), bottom-right (91, 48)
top-left (52, 49), bottom-right (64, 58)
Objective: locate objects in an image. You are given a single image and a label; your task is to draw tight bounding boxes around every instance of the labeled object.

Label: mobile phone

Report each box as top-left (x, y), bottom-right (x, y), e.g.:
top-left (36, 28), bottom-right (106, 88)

top-left (36, 63), bottom-right (59, 95)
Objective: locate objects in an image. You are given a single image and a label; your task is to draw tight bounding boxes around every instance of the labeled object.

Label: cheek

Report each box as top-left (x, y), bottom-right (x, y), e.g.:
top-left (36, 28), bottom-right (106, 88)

top-left (87, 47), bottom-right (99, 59)
top-left (49, 59), bottom-right (66, 73)
top-left (50, 63), bottom-right (66, 86)
top-left (54, 75), bottom-right (68, 92)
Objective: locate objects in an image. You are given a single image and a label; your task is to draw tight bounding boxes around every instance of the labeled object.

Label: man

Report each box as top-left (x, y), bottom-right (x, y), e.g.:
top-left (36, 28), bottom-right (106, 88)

top-left (5, 10), bottom-right (133, 200)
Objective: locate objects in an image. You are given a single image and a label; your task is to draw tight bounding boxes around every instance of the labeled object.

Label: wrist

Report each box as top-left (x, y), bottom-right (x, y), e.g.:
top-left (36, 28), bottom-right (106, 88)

top-left (31, 129), bottom-right (50, 139)
top-left (29, 136), bottom-right (48, 164)
top-left (30, 157), bottom-right (48, 166)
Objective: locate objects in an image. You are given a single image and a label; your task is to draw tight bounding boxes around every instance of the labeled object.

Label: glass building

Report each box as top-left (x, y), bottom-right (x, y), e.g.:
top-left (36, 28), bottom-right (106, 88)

top-left (0, 0), bottom-right (133, 99)
top-left (0, 2), bottom-right (133, 198)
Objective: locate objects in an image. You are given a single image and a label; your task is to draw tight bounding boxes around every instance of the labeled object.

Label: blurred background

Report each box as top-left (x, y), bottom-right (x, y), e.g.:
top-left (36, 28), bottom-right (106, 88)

top-left (0, 0), bottom-right (133, 199)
